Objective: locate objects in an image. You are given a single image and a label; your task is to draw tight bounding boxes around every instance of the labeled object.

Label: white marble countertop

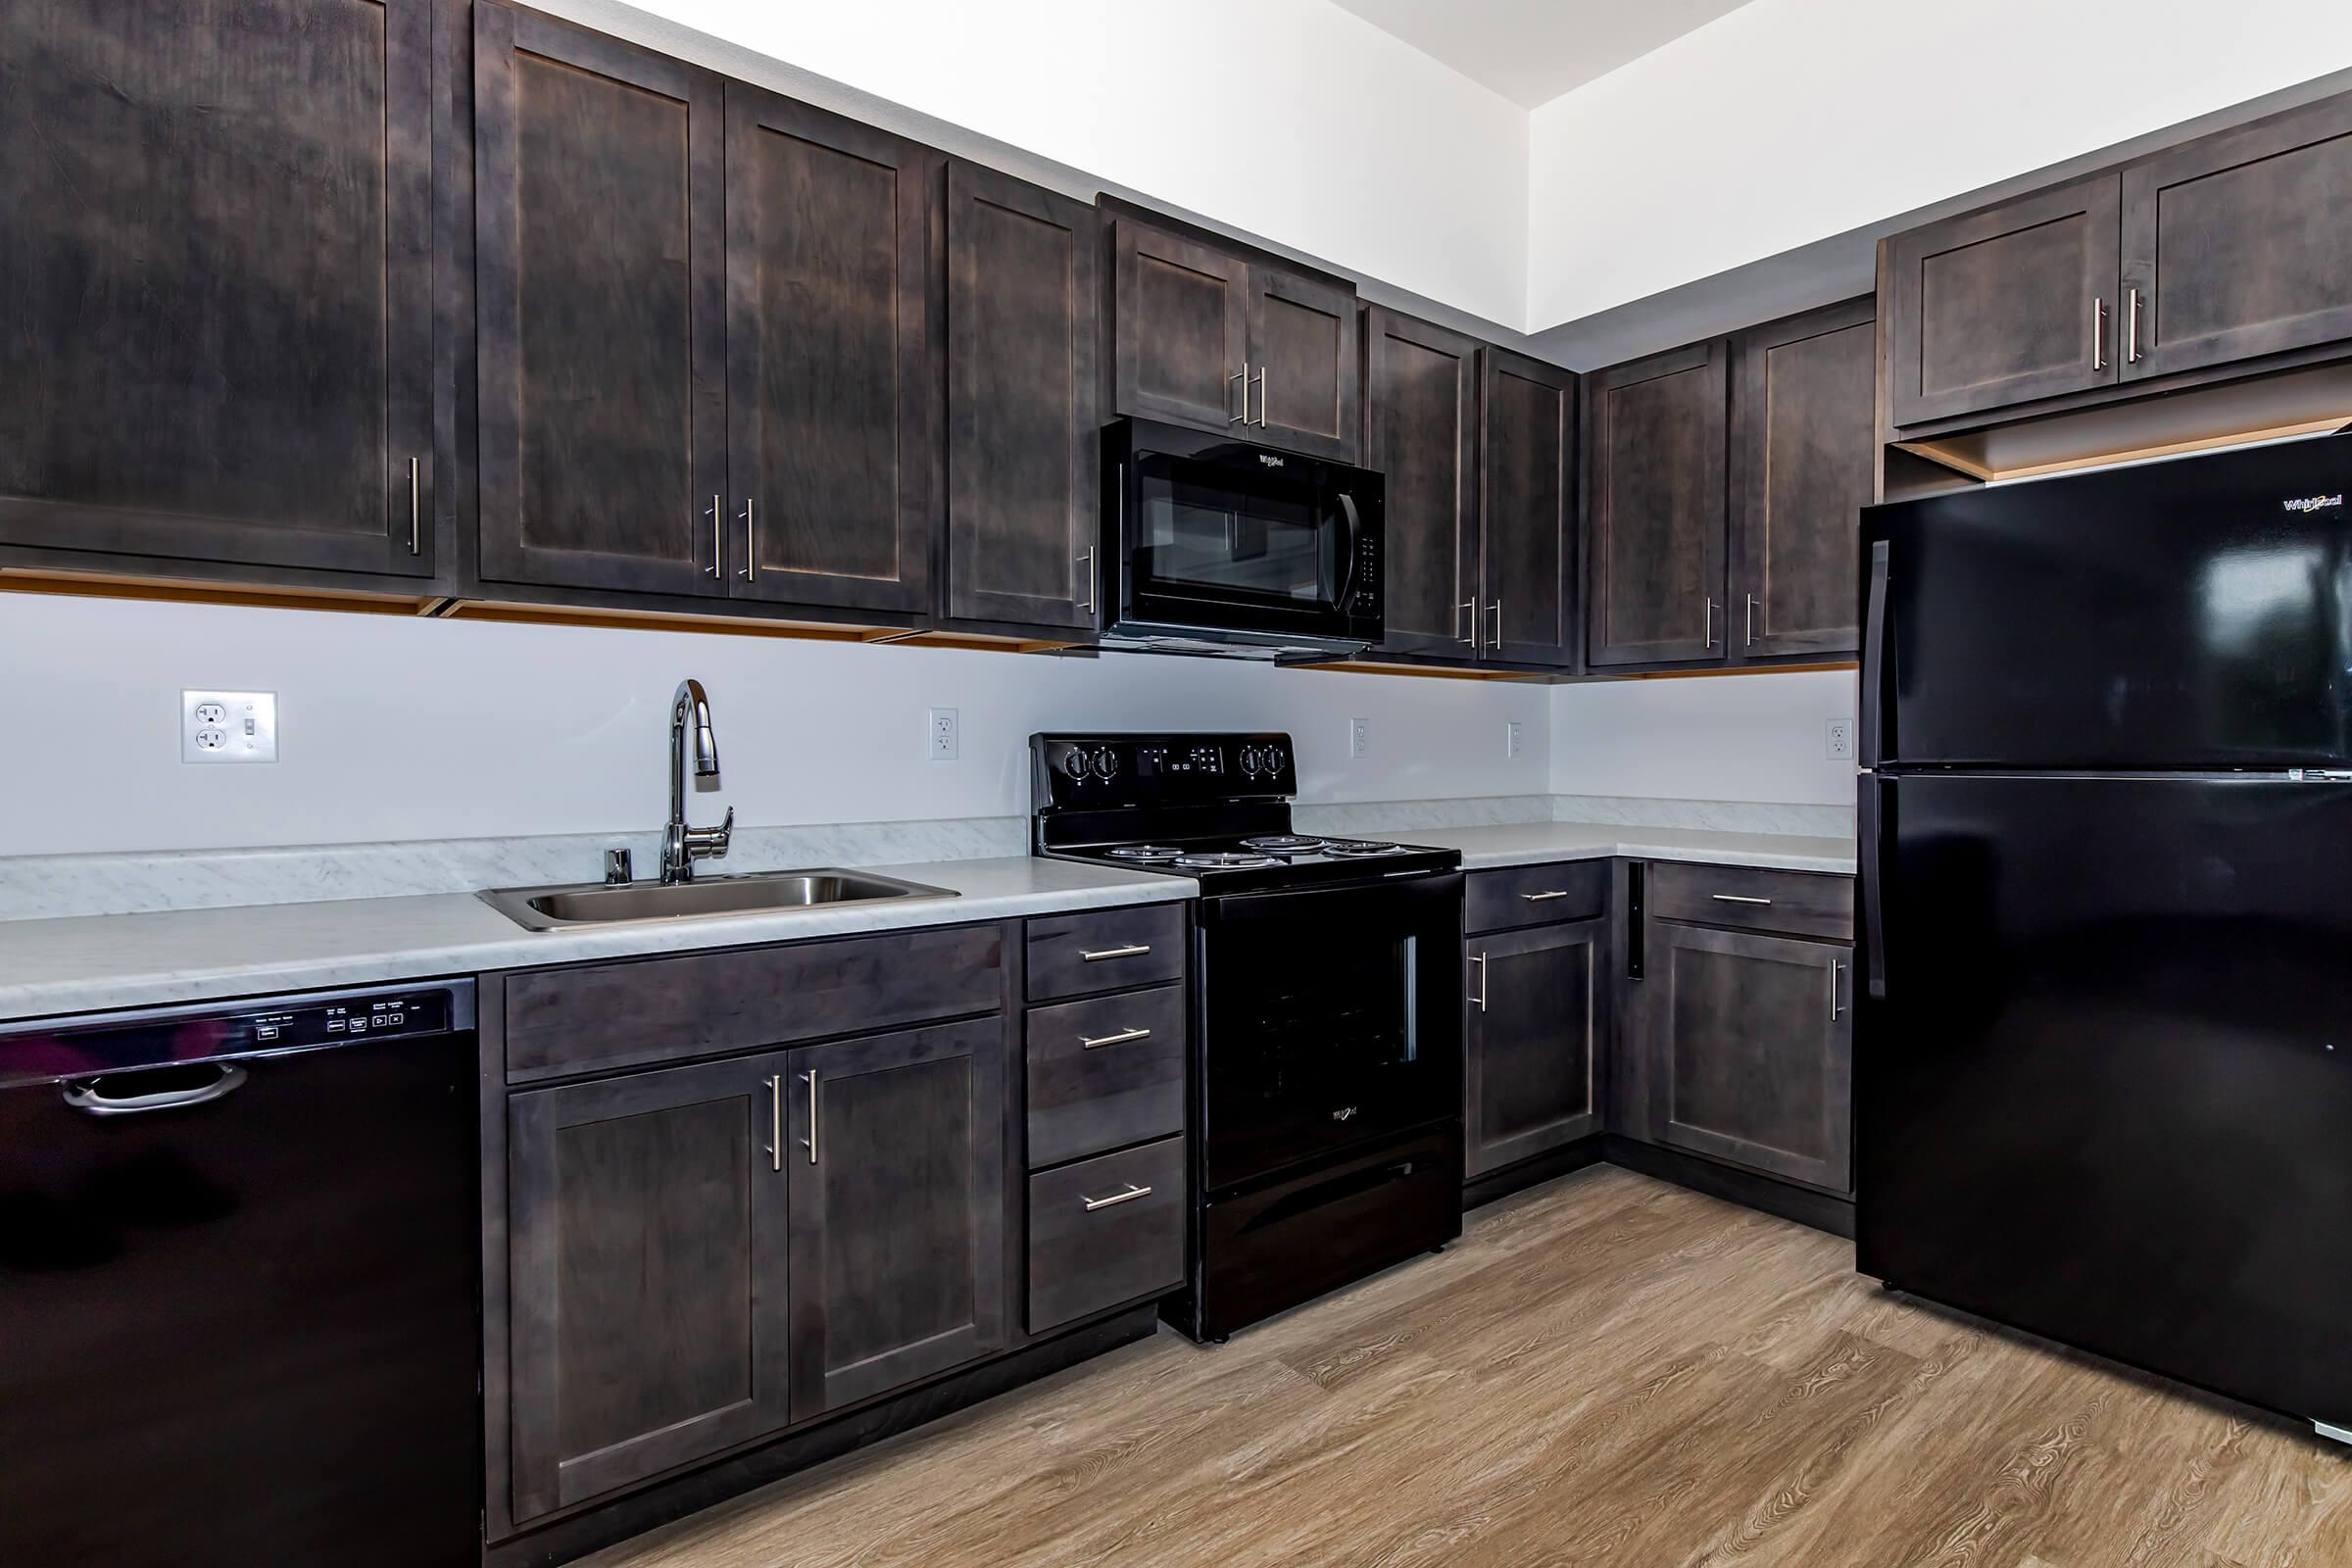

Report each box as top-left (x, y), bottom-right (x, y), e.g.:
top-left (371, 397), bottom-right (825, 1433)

top-left (0, 857), bottom-right (1197, 1023)
top-left (1399, 821), bottom-right (1857, 876)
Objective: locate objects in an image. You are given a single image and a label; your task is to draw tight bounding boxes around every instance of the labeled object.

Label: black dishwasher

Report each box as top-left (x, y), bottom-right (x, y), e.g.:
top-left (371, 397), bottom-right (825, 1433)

top-left (0, 981), bottom-right (481, 1567)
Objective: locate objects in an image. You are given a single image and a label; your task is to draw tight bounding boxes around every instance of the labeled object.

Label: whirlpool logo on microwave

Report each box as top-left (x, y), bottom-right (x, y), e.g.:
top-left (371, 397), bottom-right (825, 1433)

top-left (2283, 493), bottom-right (2345, 514)
top-left (1258, 454), bottom-right (1286, 468)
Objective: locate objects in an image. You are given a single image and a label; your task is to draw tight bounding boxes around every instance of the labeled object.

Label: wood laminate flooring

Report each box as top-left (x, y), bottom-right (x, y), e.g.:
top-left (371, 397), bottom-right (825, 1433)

top-left (586, 1167), bottom-right (2350, 1568)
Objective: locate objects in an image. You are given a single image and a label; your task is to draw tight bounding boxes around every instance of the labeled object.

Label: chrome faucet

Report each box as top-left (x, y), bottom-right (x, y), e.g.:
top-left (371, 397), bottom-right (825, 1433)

top-left (662, 678), bottom-right (734, 883)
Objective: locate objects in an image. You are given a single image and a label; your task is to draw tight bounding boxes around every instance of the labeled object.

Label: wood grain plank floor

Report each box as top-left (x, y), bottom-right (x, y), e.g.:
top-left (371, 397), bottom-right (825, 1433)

top-left (584, 1167), bottom-right (2346, 1568)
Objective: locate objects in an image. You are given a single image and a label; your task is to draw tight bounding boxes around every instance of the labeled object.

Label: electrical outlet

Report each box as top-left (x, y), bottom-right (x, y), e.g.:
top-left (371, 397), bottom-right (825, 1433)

top-left (1827, 718), bottom-right (1856, 761)
top-left (1505, 719), bottom-right (1524, 760)
top-left (1348, 716), bottom-right (1370, 760)
top-left (182, 691), bottom-right (277, 763)
top-left (928, 708), bottom-right (959, 761)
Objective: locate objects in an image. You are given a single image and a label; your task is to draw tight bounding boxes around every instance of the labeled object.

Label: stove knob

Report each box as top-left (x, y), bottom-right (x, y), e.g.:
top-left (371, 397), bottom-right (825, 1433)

top-left (1092, 746), bottom-right (1120, 778)
top-left (1239, 745), bottom-right (1262, 776)
top-left (1262, 745), bottom-right (1287, 776)
top-left (1062, 747), bottom-right (1091, 780)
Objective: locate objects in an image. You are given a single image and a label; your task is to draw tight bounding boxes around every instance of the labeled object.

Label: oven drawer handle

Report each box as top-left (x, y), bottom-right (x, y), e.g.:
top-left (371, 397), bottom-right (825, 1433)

top-left (1081, 1183), bottom-right (1152, 1212)
top-left (63, 1063), bottom-right (248, 1117)
top-left (1710, 893), bottom-right (1774, 906)
top-left (1520, 890), bottom-right (1570, 902)
top-left (1080, 1026), bottom-right (1152, 1050)
top-left (1079, 943), bottom-right (1152, 961)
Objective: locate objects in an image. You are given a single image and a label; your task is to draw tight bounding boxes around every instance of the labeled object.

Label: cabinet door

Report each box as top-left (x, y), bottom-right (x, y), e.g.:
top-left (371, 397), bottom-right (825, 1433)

top-left (507, 1054), bottom-right (794, 1521)
top-left (1888, 173), bottom-right (2120, 426)
top-left (725, 85), bottom-right (938, 612)
top-left (474, 3), bottom-right (726, 595)
top-left (0, 0), bottom-right (437, 577)
top-left (1480, 348), bottom-right (1579, 668)
top-left (1364, 309), bottom-right (1479, 658)
top-left (1247, 268), bottom-right (1362, 462)
top-left (1583, 342), bottom-right (1727, 668)
top-left (1729, 300), bottom-right (1875, 661)
top-left (785, 1019), bottom-right (1008, 1421)
top-left (1650, 923), bottom-right (1852, 1194)
top-left (2121, 95), bottom-right (2352, 381)
top-left (945, 161), bottom-right (1101, 632)
top-left (1465, 917), bottom-right (1608, 1178)
top-left (1111, 220), bottom-right (1249, 432)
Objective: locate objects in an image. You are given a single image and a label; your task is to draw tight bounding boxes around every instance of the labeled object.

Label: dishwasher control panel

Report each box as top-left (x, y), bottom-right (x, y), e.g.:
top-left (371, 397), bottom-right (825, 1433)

top-left (0, 983), bottom-right (473, 1087)
top-left (243, 991), bottom-right (453, 1050)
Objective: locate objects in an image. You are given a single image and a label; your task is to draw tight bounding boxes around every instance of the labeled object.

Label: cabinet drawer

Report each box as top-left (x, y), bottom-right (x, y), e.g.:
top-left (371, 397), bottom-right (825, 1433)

top-left (1647, 862), bottom-right (1852, 942)
top-left (1026, 985), bottom-right (1187, 1169)
top-left (1027, 1136), bottom-right (1187, 1334)
top-left (503, 922), bottom-right (1005, 1082)
top-left (1025, 903), bottom-right (1186, 1001)
top-left (1466, 858), bottom-right (1610, 934)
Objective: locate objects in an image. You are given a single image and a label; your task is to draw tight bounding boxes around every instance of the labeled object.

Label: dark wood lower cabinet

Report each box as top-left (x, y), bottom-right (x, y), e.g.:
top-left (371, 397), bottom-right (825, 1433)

top-left (1465, 916), bottom-right (1608, 1178)
top-left (784, 1018), bottom-right (1009, 1422)
top-left (1642, 921), bottom-right (1853, 1194)
top-left (506, 1053), bottom-right (794, 1522)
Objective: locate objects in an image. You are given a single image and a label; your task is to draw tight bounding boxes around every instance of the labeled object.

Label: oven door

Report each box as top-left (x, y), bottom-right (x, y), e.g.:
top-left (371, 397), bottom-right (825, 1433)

top-left (1196, 870), bottom-right (1463, 1194)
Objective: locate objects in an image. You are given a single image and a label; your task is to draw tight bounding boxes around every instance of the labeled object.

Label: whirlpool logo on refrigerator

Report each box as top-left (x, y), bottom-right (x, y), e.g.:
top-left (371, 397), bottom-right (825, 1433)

top-left (2283, 493), bottom-right (2345, 513)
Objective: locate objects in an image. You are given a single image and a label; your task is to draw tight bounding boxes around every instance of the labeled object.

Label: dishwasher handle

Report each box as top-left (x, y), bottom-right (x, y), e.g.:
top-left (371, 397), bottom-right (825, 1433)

top-left (63, 1062), bottom-right (249, 1116)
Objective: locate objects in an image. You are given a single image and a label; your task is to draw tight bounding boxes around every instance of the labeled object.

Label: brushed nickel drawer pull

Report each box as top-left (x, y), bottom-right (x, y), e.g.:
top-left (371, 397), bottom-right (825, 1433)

top-left (1830, 959), bottom-right (1847, 1022)
top-left (1080, 943), bottom-right (1151, 961)
top-left (1082, 1183), bottom-right (1152, 1212)
top-left (1711, 893), bottom-right (1773, 906)
top-left (1520, 890), bottom-right (1570, 902)
top-left (1080, 1026), bottom-right (1153, 1050)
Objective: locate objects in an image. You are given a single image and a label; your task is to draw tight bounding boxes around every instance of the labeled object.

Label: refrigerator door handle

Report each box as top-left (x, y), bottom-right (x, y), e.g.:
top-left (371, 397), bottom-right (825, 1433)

top-left (1860, 539), bottom-right (1890, 768)
top-left (1859, 773), bottom-right (1887, 1000)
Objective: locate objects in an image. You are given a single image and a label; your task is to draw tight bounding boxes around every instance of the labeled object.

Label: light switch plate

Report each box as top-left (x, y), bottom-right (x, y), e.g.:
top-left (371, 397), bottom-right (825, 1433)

top-left (183, 691), bottom-right (278, 763)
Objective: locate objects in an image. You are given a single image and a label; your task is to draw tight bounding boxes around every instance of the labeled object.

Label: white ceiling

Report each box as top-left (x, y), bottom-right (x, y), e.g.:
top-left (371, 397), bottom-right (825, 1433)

top-left (1330, 0), bottom-right (1755, 109)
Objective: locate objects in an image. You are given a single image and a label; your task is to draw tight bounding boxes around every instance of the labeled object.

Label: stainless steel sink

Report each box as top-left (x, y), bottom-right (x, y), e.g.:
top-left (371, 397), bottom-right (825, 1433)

top-left (479, 868), bottom-right (957, 931)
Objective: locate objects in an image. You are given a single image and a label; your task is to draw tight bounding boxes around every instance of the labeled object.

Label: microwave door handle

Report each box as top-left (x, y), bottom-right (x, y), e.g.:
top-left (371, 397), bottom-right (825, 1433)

top-left (1334, 491), bottom-right (1362, 608)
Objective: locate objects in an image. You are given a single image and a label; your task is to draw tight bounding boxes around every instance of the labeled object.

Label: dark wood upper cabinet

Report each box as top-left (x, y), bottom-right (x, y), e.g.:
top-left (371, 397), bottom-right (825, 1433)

top-left (2121, 94), bottom-right (2352, 381)
top-left (724, 86), bottom-right (939, 613)
top-left (1248, 270), bottom-right (1361, 462)
top-left (1646, 922), bottom-right (1852, 1194)
top-left (945, 162), bottom-right (1101, 632)
top-left (1888, 173), bottom-right (2121, 428)
top-left (1465, 916), bottom-right (1607, 1178)
top-left (1584, 342), bottom-right (1727, 668)
top-left (506, 1053), bottom-right (794, 1522)
top-left (0, 0), bottom-right (439, 577)
top-left (1363, 308), bottom-right (1479, 658)
top-left (785, 1019), bottom-right (1008, 1422)
top-left (473, 2), bottom-right (726, 596)
top-left (1481, 349), bottom-right (1579, 668)
top-left (1730, 300), bottom-right (1875, 660)
top-left (1111, 220), bottom-right (1250, 432)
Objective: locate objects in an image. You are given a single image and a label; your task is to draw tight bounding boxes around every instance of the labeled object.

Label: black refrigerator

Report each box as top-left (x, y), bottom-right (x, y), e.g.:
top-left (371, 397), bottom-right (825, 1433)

top-left (1857, 431), bottom-right (2352, 1435)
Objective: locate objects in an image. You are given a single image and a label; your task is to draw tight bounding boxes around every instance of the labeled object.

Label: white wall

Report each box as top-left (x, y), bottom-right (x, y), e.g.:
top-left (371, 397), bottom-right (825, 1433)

top-left (558, 0), bottom-right (1531, 330)
top-left (1526, 0), bottom-right (2352, 328)
top-left (1550, 670), bottom-right (1856, 808)
top-left (0, 596), bottom-right (1550, 858)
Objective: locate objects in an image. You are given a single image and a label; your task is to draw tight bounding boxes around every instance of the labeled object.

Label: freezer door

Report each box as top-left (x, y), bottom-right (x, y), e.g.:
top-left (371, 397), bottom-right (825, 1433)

top-left (1863, 433), bottom-right (2352, 769)
top-left (1856, 772), bottom-right (2352, 1424)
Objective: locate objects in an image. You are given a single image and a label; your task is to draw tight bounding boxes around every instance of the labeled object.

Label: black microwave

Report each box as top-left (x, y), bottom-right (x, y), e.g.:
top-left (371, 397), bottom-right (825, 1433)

top-left (1100, 418), bottom-right (1383, 659)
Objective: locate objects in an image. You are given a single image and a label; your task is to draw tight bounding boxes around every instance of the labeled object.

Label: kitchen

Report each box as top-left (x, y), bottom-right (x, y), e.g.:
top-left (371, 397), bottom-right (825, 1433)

top-left (4, 1), bottom-right (2352, 1563)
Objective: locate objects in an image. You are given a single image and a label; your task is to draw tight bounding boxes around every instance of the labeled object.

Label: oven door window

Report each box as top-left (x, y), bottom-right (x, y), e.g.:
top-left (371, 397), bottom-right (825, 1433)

top-left (1131, 452), bottom-right (1346, 615)
top-left (1200, 886), bottom-right (1460, 1192)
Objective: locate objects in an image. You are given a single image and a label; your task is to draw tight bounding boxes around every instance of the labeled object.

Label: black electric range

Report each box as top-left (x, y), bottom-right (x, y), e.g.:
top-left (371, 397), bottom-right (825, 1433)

top-left (1033, 732), bottom-right (1465, 1343)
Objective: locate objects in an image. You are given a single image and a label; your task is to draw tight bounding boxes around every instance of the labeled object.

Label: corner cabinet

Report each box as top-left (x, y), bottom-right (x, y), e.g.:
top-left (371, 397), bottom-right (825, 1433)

top-left (1110, 219), bottom-right (1360, 462)
top-left (0, 0), bottom-right (444, 579)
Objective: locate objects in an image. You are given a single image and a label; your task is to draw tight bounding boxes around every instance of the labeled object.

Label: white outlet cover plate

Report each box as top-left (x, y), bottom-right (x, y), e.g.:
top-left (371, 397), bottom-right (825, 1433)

top-left (928, 707), bottom-right (959, 760)
top-left (1348, 717), bottom-right (1370, 760)
top-left (1505, 719), bottom-right (1524, 759)
top-left (183, 690), bottom-right (278, 763)
top-left (1827, 718), bottom-right (1856, 761)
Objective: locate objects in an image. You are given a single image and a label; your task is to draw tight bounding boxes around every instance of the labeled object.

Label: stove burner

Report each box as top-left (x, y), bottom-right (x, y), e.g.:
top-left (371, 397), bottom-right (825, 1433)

top-left (1103, 844), bottom-right (1186, 861)
top-left (1319, 839), bottom-right (1407, 858)
top-left (1172, 852), bottom-right (1280, 870)
top-left (1239, 835), bottom-right (1328, 854)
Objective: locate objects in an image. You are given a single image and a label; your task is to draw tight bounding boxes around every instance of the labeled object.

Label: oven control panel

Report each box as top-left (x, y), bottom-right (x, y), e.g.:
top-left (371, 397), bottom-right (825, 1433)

top-left (1032, 732), bottom-right (1298, 808)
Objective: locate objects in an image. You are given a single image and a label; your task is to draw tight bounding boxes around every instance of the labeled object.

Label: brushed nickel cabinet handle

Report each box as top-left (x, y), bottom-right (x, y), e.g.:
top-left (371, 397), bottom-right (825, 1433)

top-left (765, 1073), bottom-right (782, 1171)
top-left (1229, 366), bottom-right (1249, 424)
top-left (798, 1070), bottom-right (818, 1164)
top-left (1460, 599), bottom-right (1480, 649)
top-left (1077, 547), bottom-right (1096, 615)
top-left (1830, 959), bottom-right (1846, 1022)
top-left (1711, 893), bottom-right (1773, 906)
top-left (1703, 596), bottom-right (1716, 649)
top-left (2127, 288), bottom-right (2143, 364)
top-left (1081, 1183), bottom-right (1152, 1212)
top-left (708, 495), bottom-right (722, 577)
top-left (740, 499), bottom-right (758, 581)
top-left (408, 456), bottom-right (421, 555)
top-left (1520, 890), bottom-right (1570, 902)
top-left (2092, 296), bottom-right (2108, 370)
top-left (1080, 1026), bottom-right (1152, 1050)
top-left (1468, 952), bottom-right (1489, 1011)
top-left (1080, 943), bottom-right (1151, 961)
top-left (1251, 367), bottom-right (1267, 428)
top-left (1489, 598), bottom-right (1502, 649)
top-left (1745, 593), bottom-right (1756, 647)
